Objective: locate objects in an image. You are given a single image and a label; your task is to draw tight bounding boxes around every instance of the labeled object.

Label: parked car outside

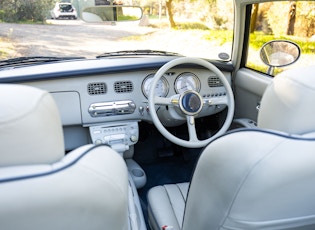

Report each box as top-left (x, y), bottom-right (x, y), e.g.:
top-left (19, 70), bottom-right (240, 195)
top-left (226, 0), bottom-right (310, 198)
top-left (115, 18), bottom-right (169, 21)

top-left (51, 2), bottom-right (78, 20)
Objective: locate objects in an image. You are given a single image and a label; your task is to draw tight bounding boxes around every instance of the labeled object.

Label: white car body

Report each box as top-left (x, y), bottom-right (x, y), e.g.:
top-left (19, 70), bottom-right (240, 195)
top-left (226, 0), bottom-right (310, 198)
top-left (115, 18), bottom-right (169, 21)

top-left (51, 3), bottom-right (77, 19)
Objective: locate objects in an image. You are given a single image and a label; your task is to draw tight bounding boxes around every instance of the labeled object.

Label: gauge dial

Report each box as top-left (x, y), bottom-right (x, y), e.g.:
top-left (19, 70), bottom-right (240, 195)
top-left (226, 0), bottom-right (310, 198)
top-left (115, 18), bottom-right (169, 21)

top-left (142, 74), bottom-right (169, 98)
top-left (175, 72), bottom-right (201, 94)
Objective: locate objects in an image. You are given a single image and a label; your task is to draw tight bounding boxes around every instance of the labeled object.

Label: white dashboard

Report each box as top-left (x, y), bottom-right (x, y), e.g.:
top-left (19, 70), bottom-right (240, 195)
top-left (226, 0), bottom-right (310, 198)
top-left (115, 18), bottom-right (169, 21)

top-left (22, 67), bottom-right (231, 127)
top-left (0, 57), bottom-right (233, 150)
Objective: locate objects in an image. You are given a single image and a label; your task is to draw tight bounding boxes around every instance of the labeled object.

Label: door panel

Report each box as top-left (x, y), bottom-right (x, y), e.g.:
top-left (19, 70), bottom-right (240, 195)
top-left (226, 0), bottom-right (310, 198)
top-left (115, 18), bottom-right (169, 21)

top-left (234, 68), bottom-right (272, 121)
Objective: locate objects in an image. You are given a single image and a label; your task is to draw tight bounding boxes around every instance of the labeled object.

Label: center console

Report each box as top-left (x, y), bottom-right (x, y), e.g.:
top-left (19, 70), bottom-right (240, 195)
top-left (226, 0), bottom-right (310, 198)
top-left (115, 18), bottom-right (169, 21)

top-left (89, 121), bottom-right (146, 188)
top-left (89, 121), bottom-right (147, 230)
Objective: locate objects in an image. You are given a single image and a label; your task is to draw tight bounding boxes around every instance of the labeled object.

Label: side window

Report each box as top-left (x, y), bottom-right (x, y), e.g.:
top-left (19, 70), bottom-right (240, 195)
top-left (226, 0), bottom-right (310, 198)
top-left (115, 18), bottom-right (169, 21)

top-left (246, 1), bottom-right (315, 76)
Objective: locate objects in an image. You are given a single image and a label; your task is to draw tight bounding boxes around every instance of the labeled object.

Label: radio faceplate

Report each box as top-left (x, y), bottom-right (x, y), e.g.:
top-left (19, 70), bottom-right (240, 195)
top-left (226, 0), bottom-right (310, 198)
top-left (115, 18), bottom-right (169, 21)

top-left (89, 121), bottom-right (139, 147)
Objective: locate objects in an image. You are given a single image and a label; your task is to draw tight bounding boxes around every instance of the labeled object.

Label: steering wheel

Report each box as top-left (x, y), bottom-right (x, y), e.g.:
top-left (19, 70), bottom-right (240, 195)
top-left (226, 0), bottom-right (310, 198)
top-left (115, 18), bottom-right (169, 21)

top-left (148, 57), bottom-right (234, 148)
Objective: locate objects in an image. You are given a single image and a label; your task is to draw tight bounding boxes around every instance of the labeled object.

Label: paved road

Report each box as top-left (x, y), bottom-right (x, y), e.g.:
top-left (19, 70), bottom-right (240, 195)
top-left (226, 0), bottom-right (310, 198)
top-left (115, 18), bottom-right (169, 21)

top-left (0, 20), bottom-right (157, 58)
top-left (0, 20), bottom-right (235, 60)
top-left (3, 20), bottom-right (311, 68)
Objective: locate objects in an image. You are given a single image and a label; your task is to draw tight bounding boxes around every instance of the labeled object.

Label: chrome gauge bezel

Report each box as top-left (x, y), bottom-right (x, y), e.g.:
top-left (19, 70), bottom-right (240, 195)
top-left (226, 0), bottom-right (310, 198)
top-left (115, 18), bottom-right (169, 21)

top-left (142, 74), bottom-right (169, 98)
top-left (174, 72), bottom-right (201, 94)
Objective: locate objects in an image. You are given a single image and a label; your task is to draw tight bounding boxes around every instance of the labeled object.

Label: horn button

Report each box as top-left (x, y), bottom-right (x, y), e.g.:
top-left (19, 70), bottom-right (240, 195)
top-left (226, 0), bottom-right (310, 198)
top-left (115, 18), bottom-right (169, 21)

top-left (179, 90), bottom-right (203, 115)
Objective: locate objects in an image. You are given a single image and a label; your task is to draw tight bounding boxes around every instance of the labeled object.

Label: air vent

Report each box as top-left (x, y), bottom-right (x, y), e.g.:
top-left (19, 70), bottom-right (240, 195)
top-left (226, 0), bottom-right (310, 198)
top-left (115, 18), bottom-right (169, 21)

top-left (88, 82), bottom-right (107, 95)
top-left (114, 81), bottom-right (133, 93)
top-left (208, 76), bottom-right (223, 87)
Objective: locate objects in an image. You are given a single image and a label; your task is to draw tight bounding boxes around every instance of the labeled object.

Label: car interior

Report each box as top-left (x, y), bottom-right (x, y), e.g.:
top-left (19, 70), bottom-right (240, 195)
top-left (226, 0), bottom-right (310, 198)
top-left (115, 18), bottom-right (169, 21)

top-left (0, 0), bottom-right (315, 229)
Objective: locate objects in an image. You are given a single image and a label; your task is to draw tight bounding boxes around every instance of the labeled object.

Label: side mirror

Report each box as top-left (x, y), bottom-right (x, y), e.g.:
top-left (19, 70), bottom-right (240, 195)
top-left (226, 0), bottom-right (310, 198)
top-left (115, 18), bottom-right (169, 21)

top-left (260, 40), bottom-right (301, 75)
top-left (82, 6), bottom-right (143, 22)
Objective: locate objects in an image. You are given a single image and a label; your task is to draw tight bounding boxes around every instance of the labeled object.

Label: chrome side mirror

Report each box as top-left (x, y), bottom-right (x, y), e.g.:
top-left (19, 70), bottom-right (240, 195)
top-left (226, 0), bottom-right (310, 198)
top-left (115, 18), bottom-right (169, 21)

top-left (260, 40), bottom-right (301, 75)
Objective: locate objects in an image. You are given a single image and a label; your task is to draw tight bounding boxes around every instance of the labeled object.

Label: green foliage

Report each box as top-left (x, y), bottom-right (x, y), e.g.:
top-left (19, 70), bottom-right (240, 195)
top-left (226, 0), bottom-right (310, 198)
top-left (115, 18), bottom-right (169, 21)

top-left (203, 30), bottom-right (233, 45)
top-left (146, 21), bottom-right (210, 30)
top-left (250, 32), bottom-right (315, 54)
top-left (118, 15), bottom-right (139, 21)
top-left (0, 37), bottom-right (14, 59)
top-left (246, 62), bottom-right (283, 76)
top-left (0, 0), bottom-right (55, 23)
top-left (249, 32), bottom-right (287, 50)
top-left (147, 22), bottom-right (169, 29)
top-left (0, 48), bottom-right (9, 59)
top-left (245, 62), bottom-right (268, 74)
top-left (0, 10), bottom-right (5, 22)
top-left (174, 22), bottom-right (209, 30)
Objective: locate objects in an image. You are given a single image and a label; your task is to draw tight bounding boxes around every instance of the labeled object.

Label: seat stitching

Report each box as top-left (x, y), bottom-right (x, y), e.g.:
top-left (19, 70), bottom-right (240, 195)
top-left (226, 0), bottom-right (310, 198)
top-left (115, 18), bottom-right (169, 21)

top-left (176, 183), bottom-right (186, 228)
top-left (177, 183), bottom-right (186, 202)
top-left (0, 144), bottom-right (109, 183)
top-left (164, 185), bottom-right (181, 227)
top-left (147, 201), bottom-right (160, 230)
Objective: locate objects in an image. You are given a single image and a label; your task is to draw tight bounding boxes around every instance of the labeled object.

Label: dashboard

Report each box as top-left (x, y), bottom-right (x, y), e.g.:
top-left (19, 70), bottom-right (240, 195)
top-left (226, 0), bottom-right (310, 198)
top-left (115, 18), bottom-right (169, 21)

top-left (0, 56), bottom-right (232, 149)
top-left (22, 67), bottom-right (230, 125)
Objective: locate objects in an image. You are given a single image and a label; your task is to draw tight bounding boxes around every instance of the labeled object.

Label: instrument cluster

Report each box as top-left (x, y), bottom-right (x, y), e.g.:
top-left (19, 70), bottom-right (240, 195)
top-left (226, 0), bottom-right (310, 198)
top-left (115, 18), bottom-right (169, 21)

top-left (141, 72), bottom-right (201, 98)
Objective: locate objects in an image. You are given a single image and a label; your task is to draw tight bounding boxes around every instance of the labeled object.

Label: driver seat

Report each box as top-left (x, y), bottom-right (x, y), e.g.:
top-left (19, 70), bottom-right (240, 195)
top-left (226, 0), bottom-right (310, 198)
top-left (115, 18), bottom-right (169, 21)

top-left (147, 65), bottom-right (315, 230)
top-left (0, 84), bottom-right (129, 230)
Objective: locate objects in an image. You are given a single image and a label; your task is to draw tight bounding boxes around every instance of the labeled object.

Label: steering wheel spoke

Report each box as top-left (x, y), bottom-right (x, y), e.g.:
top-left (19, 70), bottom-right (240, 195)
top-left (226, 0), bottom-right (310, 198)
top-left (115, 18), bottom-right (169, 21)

top-left (154, 94), bottom-right (181, 106)
top-left (203, 96), bottom-right (229, 107)
top-left (154, 96), bottom-right (172, 105)
top-left (186, 116), bottom-right (199, 142)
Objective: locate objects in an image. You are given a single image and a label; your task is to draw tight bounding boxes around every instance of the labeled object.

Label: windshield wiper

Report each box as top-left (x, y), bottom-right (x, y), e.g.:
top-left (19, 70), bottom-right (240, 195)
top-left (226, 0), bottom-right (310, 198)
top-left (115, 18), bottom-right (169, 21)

top-left (0, 56), bottom-right (85, 68)
top-left (96, 50), bottom-right (182, 58)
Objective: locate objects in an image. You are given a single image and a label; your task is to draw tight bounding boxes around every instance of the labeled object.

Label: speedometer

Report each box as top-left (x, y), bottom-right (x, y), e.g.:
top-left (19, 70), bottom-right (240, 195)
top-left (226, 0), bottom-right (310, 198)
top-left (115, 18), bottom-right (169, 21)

top-left (142, 74), bottom-right (169, 98)
top-left (175, 72), bottom-right (201, 94)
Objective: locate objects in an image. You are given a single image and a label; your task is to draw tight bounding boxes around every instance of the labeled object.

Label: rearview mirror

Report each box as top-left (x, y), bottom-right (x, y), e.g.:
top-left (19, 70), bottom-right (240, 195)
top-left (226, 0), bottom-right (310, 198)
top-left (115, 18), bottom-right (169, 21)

top-left (82, 6), bottom-right (143, 22)
top-left (260, 40), bottom-right (300, 75)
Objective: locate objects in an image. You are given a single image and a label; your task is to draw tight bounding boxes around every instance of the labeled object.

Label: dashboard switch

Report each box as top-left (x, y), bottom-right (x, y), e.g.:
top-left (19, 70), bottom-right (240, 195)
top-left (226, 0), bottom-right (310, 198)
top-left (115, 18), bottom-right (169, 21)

top-left (130, 135), bottom-right (138, 142)
top-left (139, 106), bottom-right (144, 116)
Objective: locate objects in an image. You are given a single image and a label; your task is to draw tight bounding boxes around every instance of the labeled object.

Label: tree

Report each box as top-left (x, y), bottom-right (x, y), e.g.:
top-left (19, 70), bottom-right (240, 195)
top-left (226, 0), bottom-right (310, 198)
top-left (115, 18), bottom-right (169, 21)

top-left (286, 1), bottom-right (296, 35)
top-left (165, 0), bottom-right (176, 28)
top-left (295, 1), bottom-right (315, 37)
top-left (0, 0), bottom-right (55, 22)
top-left (0, 0), bottom-right (20, 22)
top-left (250, 4), bottom-right (259, 33)
top-left (164, 0), bottom-right (217, 29)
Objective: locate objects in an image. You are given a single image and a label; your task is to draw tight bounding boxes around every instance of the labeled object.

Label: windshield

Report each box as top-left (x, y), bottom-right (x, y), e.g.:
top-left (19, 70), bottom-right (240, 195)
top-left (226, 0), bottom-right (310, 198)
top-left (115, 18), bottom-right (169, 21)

top-left (0, 0), bottom-right (233, 61)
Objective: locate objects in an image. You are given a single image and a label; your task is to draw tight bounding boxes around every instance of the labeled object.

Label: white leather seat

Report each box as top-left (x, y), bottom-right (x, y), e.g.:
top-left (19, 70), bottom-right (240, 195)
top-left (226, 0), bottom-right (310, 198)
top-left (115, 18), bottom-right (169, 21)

top-left (147, 65), bottom-right (315, 230)
top-left (0, 84), bottom-right (129, 230)
top-left (148, 183), bottom-right (188, 230)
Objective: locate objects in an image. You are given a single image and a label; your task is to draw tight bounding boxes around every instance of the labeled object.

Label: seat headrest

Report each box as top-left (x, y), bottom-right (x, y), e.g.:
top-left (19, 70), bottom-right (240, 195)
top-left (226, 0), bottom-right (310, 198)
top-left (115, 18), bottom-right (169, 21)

top-left (258, 65), bottom-right (315, 134)
top-left (0, 84), bottom-right (64, 166)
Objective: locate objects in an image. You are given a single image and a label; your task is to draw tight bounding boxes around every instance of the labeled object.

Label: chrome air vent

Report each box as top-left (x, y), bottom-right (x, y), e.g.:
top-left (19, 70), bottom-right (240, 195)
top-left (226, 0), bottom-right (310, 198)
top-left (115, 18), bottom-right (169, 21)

top-left (88, 82), bottom-right (107, 95)
top-left (114, 81), bottom-right (133, 93)
top-left (88, 100), bottom-right (136, 117)
top-left (208, 76), bottom-right (223, 87)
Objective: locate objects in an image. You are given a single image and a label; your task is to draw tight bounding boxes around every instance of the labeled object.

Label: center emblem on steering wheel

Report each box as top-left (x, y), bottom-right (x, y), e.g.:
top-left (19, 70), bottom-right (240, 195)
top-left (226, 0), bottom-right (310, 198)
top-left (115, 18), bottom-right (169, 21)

top-left (179, 90), bottom-right (203, 115)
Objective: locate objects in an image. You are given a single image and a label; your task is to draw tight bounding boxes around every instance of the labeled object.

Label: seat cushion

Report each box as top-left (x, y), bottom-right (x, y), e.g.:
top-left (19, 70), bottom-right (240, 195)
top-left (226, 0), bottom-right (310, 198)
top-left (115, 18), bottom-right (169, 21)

top-left (147, 182), bottom-right (189, 230)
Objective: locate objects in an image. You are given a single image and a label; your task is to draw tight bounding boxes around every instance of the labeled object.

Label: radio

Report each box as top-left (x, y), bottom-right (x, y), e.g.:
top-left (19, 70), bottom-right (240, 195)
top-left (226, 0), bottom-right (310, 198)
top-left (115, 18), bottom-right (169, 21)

top-left (89, 121), bottom-right (139, 147)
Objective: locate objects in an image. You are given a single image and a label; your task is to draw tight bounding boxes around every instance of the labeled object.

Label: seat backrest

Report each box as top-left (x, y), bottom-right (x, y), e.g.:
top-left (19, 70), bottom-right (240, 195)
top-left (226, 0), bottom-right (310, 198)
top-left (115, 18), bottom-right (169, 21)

top-left (0, 84), bottom-right (64, 166)
top-left (0, 84), bottom-right (129, 230)
top-left (183, 65), bottom-right (315, 229)
top-left (183, 130), bottom-right (315, 230)
top-left (257, 65), bottom-right (315, 134)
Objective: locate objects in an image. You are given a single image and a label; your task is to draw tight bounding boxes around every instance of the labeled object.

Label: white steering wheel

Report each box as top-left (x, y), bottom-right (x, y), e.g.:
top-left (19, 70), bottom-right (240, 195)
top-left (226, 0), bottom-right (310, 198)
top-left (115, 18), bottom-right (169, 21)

top-left (148, 57), bottom-right (234, 148)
